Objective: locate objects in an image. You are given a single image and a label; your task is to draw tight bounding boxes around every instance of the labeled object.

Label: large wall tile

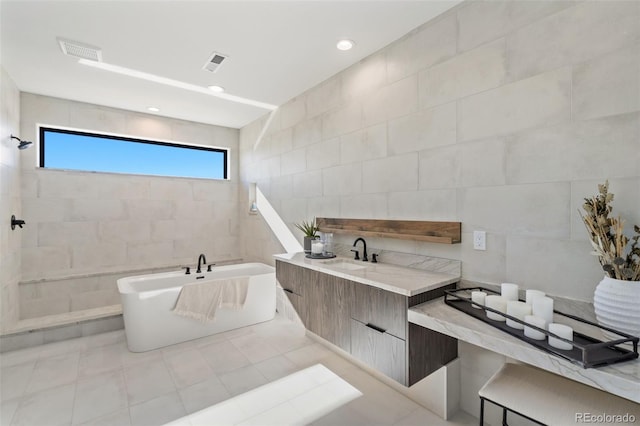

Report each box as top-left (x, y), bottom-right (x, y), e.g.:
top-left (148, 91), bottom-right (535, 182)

top-left (418, 145), bottom-right (461, 189)
top-left (340, 193), bottom-right (388, 219)
top-left (362, 153), bottom-right (418, 194)
top-left (321, 100), bottom-right (362, 140)
top-left (68, 199), bottom-right (127, 222)
top-left (456, 0), bottom-right (572, 53)
top-left (386, 13), bottom-right (457, 83)
top-left (573, 45), bottom-right (640, 121)
top-left (306, 139), bottom-right (340, 171)
top-left (292, 170), bottom-right (323, 198)
top-left (460, 137), bottom-right (506, 188)
top-left (460, 183), bottom-right (570, 237)
top-left (506, 236), bottom-right (603, 301)
top-left (322, 163), bottom-right (362, 196)
top-left (341, 52), bottom-right (387, 101)
top-left (280, 148), bottom-right (307, 176)
top-left (419, 39), bottom-right (506, 109)
top-left (340, 124), bottom-right (387, 165)
top-left (280, 97), bottom-right (306, 130)
top-left (292, 116), bottom-right (322, 149)
top-left (307, 196), bottom-right (340, 219)
top-left (387, 189), bottom-right (457, 221)
top-left (458, 67), bottom-right (571, 142)
top-left (362, 75), bottom-right (417, 127)
top-left (506, 1), bottom-right (640, 81)
top-left (388, 102), bottom-right (456, 155)
top-left (460, 231), bottom-right (506, 284)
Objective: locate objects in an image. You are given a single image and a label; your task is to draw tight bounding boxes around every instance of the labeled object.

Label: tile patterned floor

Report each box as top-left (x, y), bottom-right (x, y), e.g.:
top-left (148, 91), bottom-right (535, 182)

top-left (0, 314), bottom-right (477, 426)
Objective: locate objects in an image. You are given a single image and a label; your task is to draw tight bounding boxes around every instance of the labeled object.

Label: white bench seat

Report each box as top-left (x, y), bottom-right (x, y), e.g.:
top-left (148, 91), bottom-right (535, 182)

top-left (479, 363), bottom-right (640, 425)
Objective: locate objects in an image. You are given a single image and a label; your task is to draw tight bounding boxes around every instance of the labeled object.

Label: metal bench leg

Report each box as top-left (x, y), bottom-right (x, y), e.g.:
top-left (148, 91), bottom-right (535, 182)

top-left (479, 398), bottom-right (485, 425)
top-left (502, 407), bottom-right (508, 426)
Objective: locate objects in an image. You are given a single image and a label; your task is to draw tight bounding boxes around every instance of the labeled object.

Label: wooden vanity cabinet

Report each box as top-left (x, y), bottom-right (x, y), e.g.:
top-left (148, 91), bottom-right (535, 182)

top-left (276, 260), bottom-right (457, 387)
top-left (276, 261), bottom-right (353, 352)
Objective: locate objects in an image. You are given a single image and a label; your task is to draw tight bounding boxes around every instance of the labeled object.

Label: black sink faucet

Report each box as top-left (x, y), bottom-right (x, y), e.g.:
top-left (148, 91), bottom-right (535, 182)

top-left (352, 238), bottom-right (368, 262)
top-left (197, 254), bottom-right (207, 273)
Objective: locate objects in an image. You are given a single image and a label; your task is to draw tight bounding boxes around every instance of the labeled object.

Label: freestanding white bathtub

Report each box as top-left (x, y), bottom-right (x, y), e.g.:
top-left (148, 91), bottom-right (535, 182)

top-left (117, 263), bottom-right (276, 352)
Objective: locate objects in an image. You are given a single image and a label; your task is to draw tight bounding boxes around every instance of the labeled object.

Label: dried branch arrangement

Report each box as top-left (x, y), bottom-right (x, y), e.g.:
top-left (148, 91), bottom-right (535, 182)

top-left (580, 181), bottom-right (640, 281)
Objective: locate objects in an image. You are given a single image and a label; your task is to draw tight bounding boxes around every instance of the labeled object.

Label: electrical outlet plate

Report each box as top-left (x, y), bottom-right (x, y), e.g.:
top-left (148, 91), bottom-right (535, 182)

top-left (473, 231), bottom-right (486, 250)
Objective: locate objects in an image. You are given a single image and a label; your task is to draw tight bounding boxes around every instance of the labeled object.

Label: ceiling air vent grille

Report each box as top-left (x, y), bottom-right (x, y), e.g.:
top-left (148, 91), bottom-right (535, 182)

top-left (203, 52), bottom-right (228, 73)
top-left (58, 38), bottom-right (103, 62)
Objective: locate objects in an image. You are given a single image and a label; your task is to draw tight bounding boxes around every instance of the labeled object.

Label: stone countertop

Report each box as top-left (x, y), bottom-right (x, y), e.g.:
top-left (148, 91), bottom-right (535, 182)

top-left (409, 298), bottom-right (640, 404)
top-left (273, 252), bottom-right (460, 297)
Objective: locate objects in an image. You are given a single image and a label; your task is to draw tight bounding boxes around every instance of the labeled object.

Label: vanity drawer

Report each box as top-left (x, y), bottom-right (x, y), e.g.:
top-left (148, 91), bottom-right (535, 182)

top-left (276, 260), bottom-right (305, 296)
top-left (350, 319), bottom-right (406, 385)
top-left (351, 283), bottom-right (407, 340)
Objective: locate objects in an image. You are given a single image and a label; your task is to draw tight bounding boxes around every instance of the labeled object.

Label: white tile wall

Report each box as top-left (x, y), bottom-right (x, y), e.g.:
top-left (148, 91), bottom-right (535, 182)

top-left (1, 67), bottom-right (22, 331)
top-left (18, 93), bottom-right (241, 283)
top-left (239, 0), bottom-right (640, 304)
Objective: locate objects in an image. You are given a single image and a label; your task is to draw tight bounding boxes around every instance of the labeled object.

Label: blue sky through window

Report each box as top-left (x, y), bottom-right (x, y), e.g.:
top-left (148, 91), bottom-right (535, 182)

top-left (42, 129), bottom-right (226, 179)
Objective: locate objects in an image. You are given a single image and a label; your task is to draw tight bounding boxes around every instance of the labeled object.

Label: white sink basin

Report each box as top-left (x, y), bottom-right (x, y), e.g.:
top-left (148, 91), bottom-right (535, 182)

top-left (322, 260), bottom-right (368, 271)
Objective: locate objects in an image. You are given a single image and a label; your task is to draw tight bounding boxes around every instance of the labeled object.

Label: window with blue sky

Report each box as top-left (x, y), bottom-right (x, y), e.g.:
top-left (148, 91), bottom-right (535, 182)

top-left (39, 127), bottom-right (227, 180)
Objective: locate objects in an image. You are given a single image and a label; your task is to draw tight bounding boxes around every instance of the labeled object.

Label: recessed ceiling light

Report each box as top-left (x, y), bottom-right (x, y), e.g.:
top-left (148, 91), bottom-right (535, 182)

top-left (336, 39), bottom-right (355, 51)
top-left (147, 107), bottom-right (160, 112)
top-left (208, 85), bottom-right (225, 93)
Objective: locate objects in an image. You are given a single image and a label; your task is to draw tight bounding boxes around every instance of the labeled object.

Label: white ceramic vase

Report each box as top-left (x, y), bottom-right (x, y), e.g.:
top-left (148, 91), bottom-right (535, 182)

top-left (593, 276), bottom-right (640, 341)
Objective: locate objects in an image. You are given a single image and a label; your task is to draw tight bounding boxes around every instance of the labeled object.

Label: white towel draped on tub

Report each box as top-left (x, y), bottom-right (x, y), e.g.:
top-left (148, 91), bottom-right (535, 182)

top-left (173, 276), bottom-right (250, 322)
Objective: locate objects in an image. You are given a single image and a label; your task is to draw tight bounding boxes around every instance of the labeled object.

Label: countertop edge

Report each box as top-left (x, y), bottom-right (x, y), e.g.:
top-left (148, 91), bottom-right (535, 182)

top-left (408, 299), bottom-right (640, 404)
top-left (274, 253), bottom-right (460, 297)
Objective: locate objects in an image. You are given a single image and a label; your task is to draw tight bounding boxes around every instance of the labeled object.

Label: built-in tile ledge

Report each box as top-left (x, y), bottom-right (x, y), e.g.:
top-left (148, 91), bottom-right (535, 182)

top-left (0, 305), bottom-right (123, 353)
top-left (409, 299), bottom-right (640, 404)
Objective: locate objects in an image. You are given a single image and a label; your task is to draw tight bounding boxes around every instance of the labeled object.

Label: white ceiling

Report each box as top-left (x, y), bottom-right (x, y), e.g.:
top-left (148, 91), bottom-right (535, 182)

top-left (1, 0), bottom-right (460, 129)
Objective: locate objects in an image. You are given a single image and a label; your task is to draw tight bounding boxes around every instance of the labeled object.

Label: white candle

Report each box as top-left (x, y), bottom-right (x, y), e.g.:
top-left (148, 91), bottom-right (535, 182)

top-left (471, 291), bottom-right (486, 309)
top-left (501, 283), bottom-right (519, 301)
top-left (532, 296), bottom-right (554, 327)
top-left (311, 241), bottom-right (324, 254)
top-left (485, 295), bottom-right (507, 321)
top-left (548, 323), bottom-right (573, 350)
top-left (524, 315), bottom-right (547, 340)
top-left (525, 289), bottom-right (546, 306)
top-left (506, 301), bottom-right (532, 329)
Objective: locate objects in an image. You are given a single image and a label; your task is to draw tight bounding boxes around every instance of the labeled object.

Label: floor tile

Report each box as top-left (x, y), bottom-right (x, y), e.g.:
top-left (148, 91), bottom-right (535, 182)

top-left (218, 365), bottom-right (268, 396)
top-left (129, 391), bottom-right (187, 426)
top-left (72, 370), bottom-right (128, 425)
top-left (11, 383), bottom-right (75, 426)
top-left (199, 340), bottom-right (251, 374)
top-left (284, 342), bottom-right (333, 368)
top-left (178, 375), bottom-right (231, 414)
top-left (76, 408), bottom-right (131, 426)
top-left (118, 342), bottom-right (163, 367)
top-left (0, 361), bottom-right (35, 401)
top-left (0, 346), bottom-right (41, 369)
top-left (164, 348), bottom-right (215, 388)
top-left (25, 352), bottom-right (80, 394)
top-left (78, 343), bottom-right (123, 378)
top-left (0, 398), bottom-right (20, 425)
top-left (253, 354), bottom-right (300, 381)
top-left (237, 401), bottom-right (302, 426)
top-left (124, 358), bottom-right (176, 405)
top-left (229, 333), bottom-right (281, 363)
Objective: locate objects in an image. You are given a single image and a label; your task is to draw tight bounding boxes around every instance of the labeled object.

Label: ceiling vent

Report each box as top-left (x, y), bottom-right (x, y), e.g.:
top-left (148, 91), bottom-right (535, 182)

top-left (203, 51), bottom-right (228, 73)
top-left (57, 38), bottom-right (103, 62)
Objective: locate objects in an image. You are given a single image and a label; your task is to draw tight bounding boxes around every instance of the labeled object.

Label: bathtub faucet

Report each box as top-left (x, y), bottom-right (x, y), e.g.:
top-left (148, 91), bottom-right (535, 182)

top-left (197, 254), bottom-right (207, 273)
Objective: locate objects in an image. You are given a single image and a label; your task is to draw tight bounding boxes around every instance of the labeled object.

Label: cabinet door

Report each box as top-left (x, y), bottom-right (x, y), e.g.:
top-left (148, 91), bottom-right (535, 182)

top-left (352, 283), bottom-right (407, 340)
top-left (351, 319), bottom-right (406, 385)
top-left (318, 275), bottom-right (353, 352)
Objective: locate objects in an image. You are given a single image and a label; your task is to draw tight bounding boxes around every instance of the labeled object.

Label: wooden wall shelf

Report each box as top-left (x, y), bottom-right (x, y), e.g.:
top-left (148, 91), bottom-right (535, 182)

top-left (316, 218), bottom-right (461, 244)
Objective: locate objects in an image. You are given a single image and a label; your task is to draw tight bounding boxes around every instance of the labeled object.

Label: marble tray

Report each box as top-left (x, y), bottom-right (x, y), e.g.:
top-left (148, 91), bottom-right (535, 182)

top-left (445, 287), bottom-right (639, 369)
